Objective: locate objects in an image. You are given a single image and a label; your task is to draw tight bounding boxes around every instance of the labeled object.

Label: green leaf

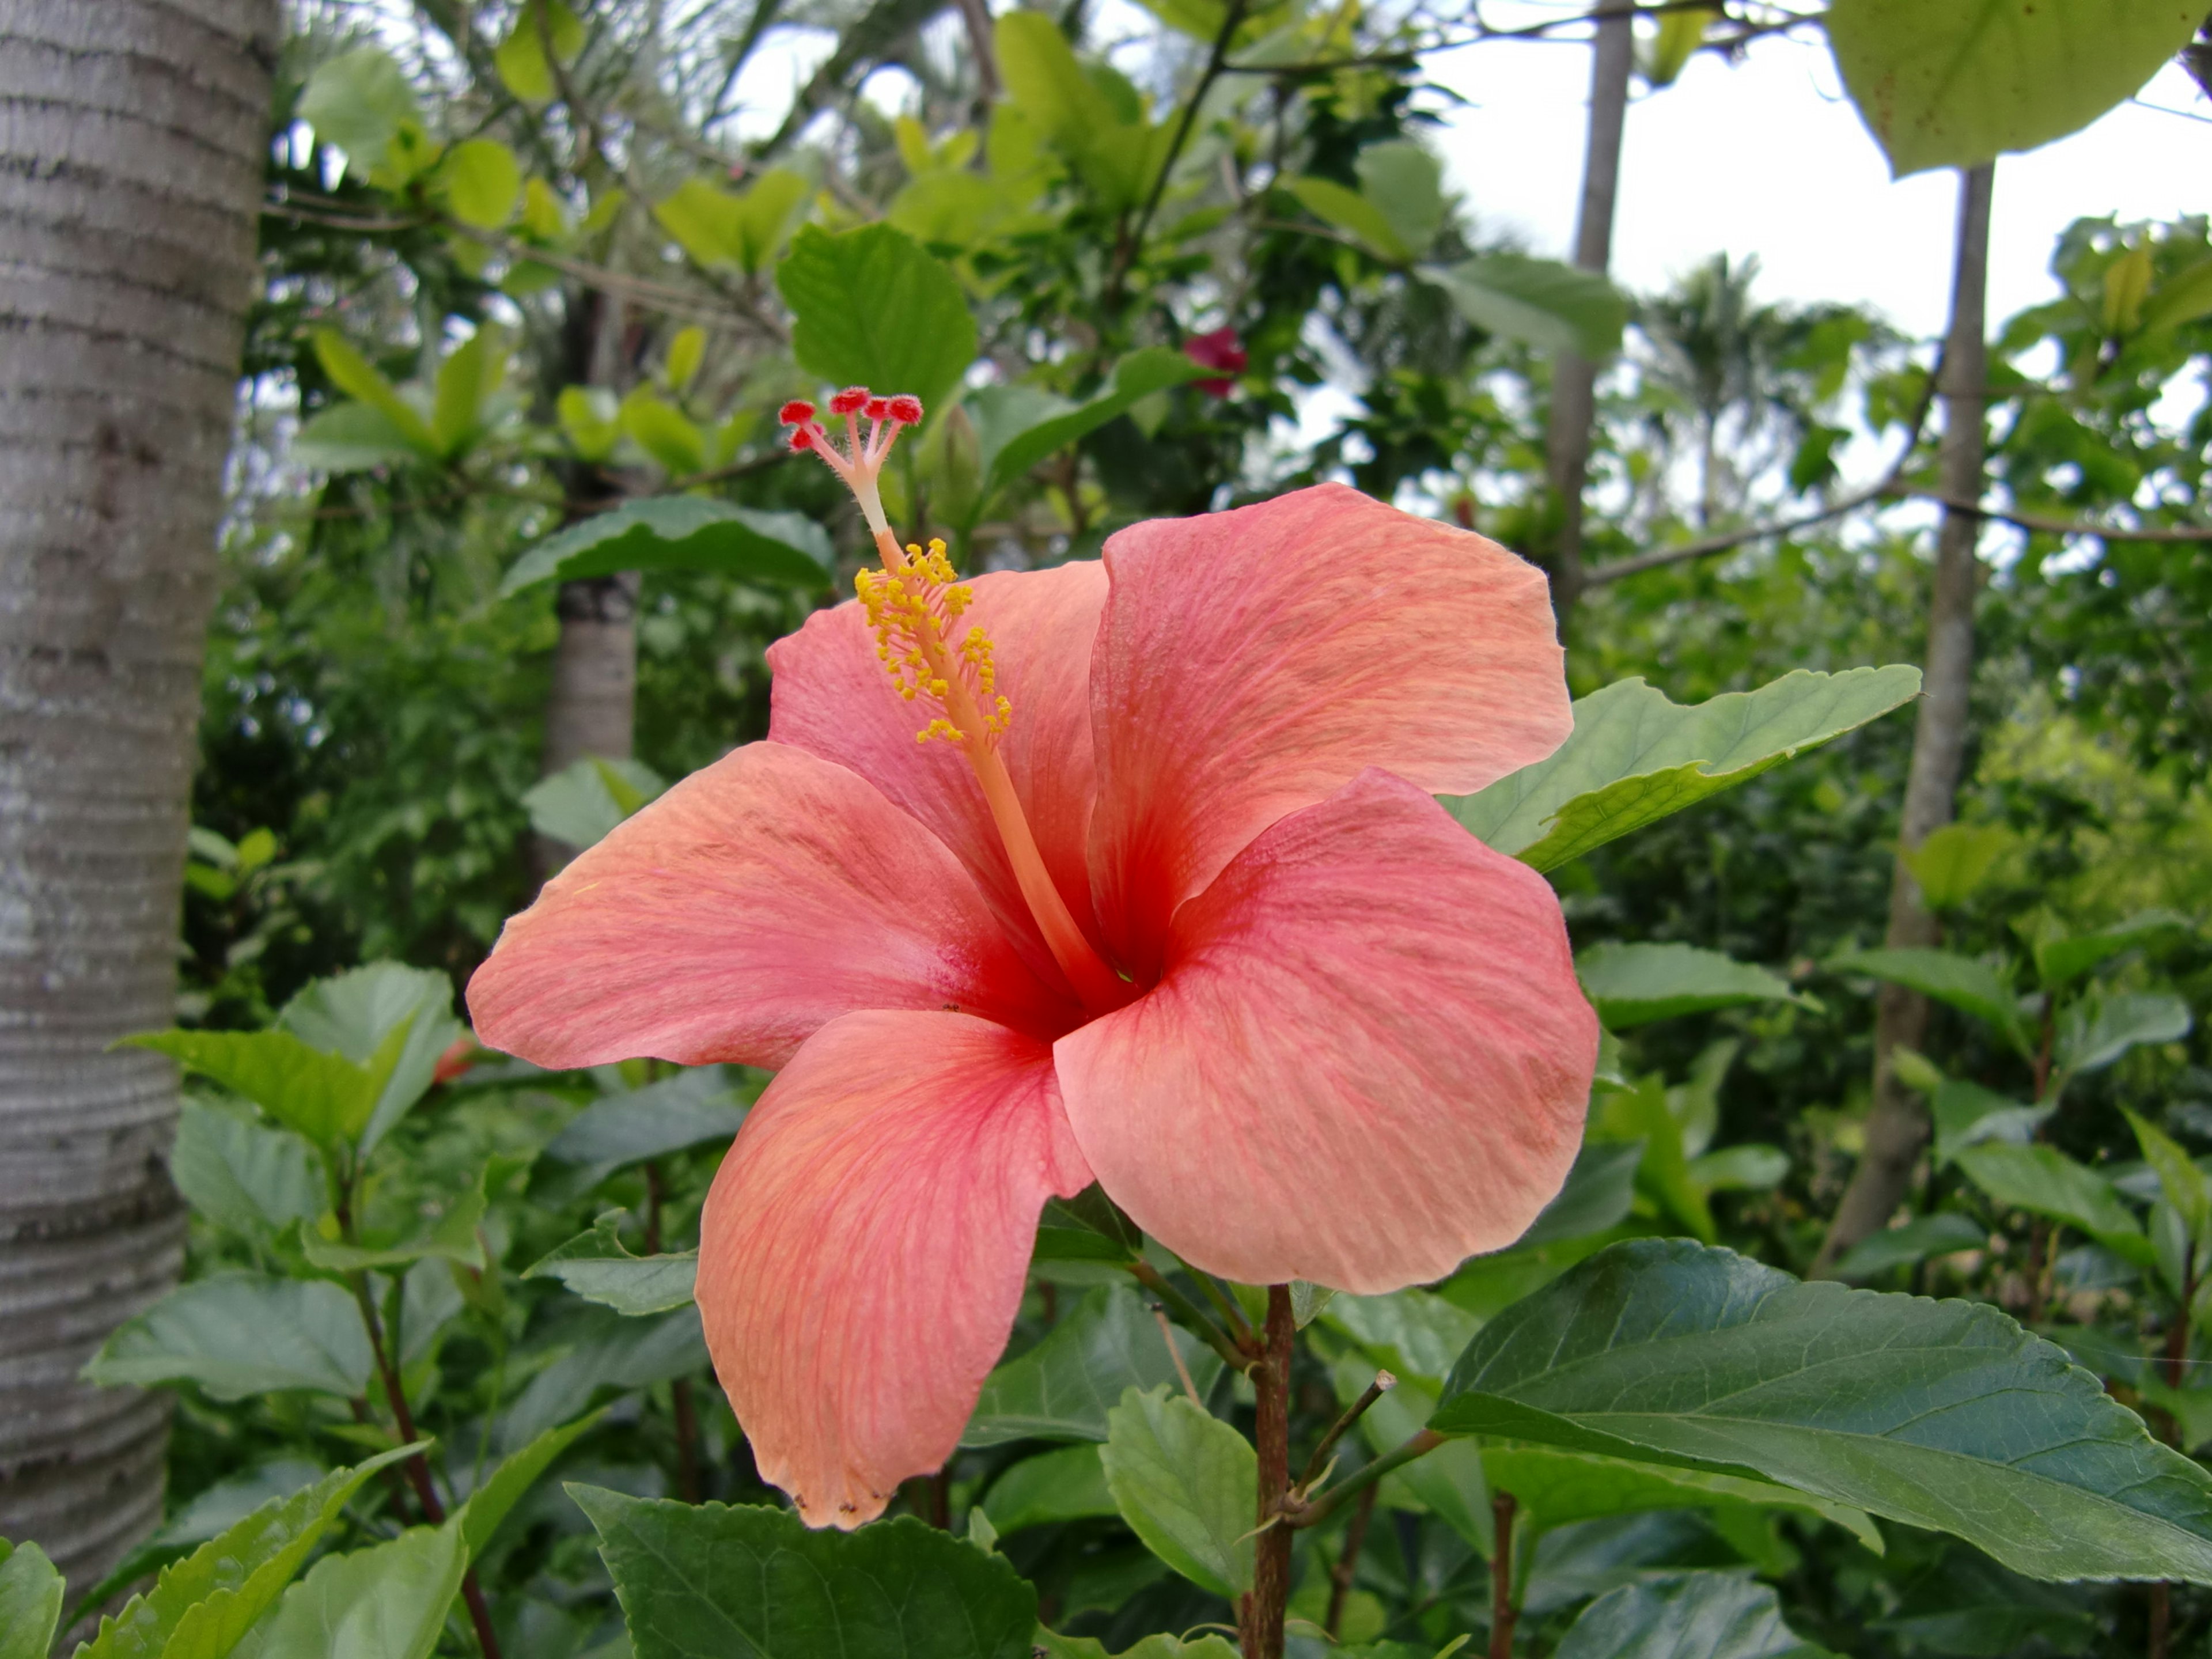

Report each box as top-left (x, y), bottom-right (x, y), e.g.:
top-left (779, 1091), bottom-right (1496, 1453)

top-left (1825, 0), bottom-right (2202, 177)
top-left (2128, 1109), bottom-right (2212, 1248)
top-left (84, 1274), bottom-right (375, 1400)
top-left (995, 13), bottom-right (1158, 209)
top-left (1446, 668), bottom-right (1922, 874)
top-left (0, 1541), bottom-right (62, 1659)
top-left (982, 1444), bottom-right (1117, 1535)
top-left (525, 1214), bottom-right (699, 1315)
top-left (1321, 1287), bottom-right (1481, 1384)
top-left (440, 138), bottom-right (521, 228)
top-left (459, 1410), bottom-right (605, 1560)
top-left (279, 962), bottom-right (462, 1153)
top-left (1953, 1143), bottom-right (2155, 1265)
top-left (1575, 942), bottom-right (1800, 1029)
top-left (1688, 1144), bottom-right (1790, 1192)
top-left (229, 1521), bottom-right (465, 1659)
top-left (1553, 1570), bottom-right (1822, 1659)
top-left (1422, 253), bottom-right (1631, 360)
top-left (969, 348), bottom-right (1207, 514)
top-left (310, 331), bottom-right (438, 454)
top-left (291, 403), bottom-right (434, 472)
top-left (1834, 1211), bottom-right (1990, 1281)
top-left (571, 1487), bottom-right (1039, 1658)
top-left (665, 325), bottom-right (706, 392)
top-left (1034, 1635), bottom-right (1240, 1659)
top-left (619, 389), bottom-right (706, 475)
top-left (498, 1306), bottom-right (707, 1452)
top-left (430, 329), bottom-right (507, 457)
top-left (653, 172), bottom-right (812, 274)
top-left (1100, 1385), bottom-right (1255, 1600)
top-left (123, 1026), bottom-right (401, 1151)
top-left (298, 1176), bottom-right (487, 1272)
top-left (493, 0), bottom-right (584, 103)
top-left (1433, 1239), bottom-right (2212, 1582)
top-left (501, 497), bottom-right (832, 597)
top-left (74, 1445), bottom-right (418, 1659)
top-left (963, 1285), bottom-right (1224, 1447)
top-left (1827, 946), bottom-right (2031, 1055)
top-left (1899, 822), bottom-right (2014, 911)
top-left (776, 222), bottom-right (978, 419)
top-left (169, 1101), bottom-right (325, 1235)
top-left (1355, 141), bottom-right (1445, 260)
top-left (2058, 990), bottom-right (2192, 1077)
top-left (2035, 909), bottom-right (2192, 989)
top-left (1286, 175), bottom-right (1410, 262)
top-left (1592, 1076), bottom-right (1714, 1243)
top-left (538, 1069), bottom-right (748, 1188)
top-left (1481, 1446), bottom-right (1883, 1556)
top-left (298, 46), bottom-right (418, 173)
top-left (1931, 1075), bottom-right (2050, 1161)
top-left (558, 385), bottom-right (620, 461)
top-left (522, 756), bottom-right (668, 853)
top-left (1646, 6), bottom-right (1718, 86)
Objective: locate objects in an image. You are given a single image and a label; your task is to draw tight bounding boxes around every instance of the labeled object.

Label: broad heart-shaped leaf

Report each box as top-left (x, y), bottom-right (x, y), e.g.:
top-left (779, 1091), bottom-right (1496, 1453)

top-left (525, 1213), bottom-right (699, 1315)
top-left (982, 1443), bottom-right (1118, 1534)
top-left (571, 1488), bottom-right (1039, 1658)
top-left (0, 1540), bottom-right (63, 1659)
top-left (280, 961), bottom-right (461, 1154)
top-left (227, 1520), bottom-right (465, 1659)
top-left (776, 222), bottom-right (978, 422)
top-left (1833, 1211), bottom-right (1989, 1282)
top-left (523, 755), bottom-right (667, 852)
top-left (1431, 1240), bottom-right (2212, 1583)
top-left (122, 1026), bottom-right (403, 1152)
top-left (85, 1274), bottom-right (374, 1401)
top-left (962, 1285), bottom-right (1224, 1447)
top-left (1421, 253), bottom-right (1630, 361)
top-left (1950, 1143), bottom-right (2156, 1268)
top-left (2035, 908), bottom-right (2193, 989)
top-left (1480, 1446), bottom-right (1883, 1556)
top-left (169, 1100), bottom-right (325, 1236)
top-left (1100, 1386), bottom-right (1255, 1600)
top-left (968, 348), bottom-right (1206, 517)
top-left (1825, 0), bottom-right (2201, 178)
top-left (1446, 668), bottom-right (1922, 874)
top-left (1575, 943), bottom-right (1800, 1029)
top-left (73, 1445), bottom-right (418, 1659)
top-left (1827, 947), bottom-right (2031, 1056)
top-left (501, 497), bottom-right (832, 597)
top-left (1553, 1570), bottom-right (1821, 1659)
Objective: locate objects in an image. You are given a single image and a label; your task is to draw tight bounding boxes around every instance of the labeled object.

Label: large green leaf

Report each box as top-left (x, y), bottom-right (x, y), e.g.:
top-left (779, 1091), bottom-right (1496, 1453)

top-left (228, 1521), bottom-right (465, 1659)
top-left (969, 348), bottom-right (1206, 516)
top-left (1827, 947), bottom-right (2031, 1054)
top-left (525, 1213), bottom-right (699, 1315)
top-left (74, 1445), bottom-right (418, 1659)
top-left (982, 1443), bottom-right (1118, 1534)
top-left (2058, 991), bottom-right (2192, 1077)
top-left (536, 1068), bottom-right (748, 1196)
top-left (1825, 0), bottom-right (2202, 178)
top-left (0, 1541), bottom-right (62, 1659)
top-left (1480, 1446), bottom-right (1882, 1555)
top-left (776, 222), bottom-right (978, 421)
top-left (1832, 1211), bottom-right (1989, 1281)
top-left (458, 1410), bottom-right (606, 1559)
top-left (1553, 1570), bottom-right (1823, 1659)
top-left (1575, 943), bottom-right (1800, 1029)
top-left (1445, 668), bottom-right (1922, 873)
top-left (169, 1101), bottom-right (325, 1235)
top-left (297, 47), bottom-right (419, 175)
top-left (279, 963), bottom-right (461, 1153)
top-left (498, 1306), bottom-right (708, 1450)
top-left (1431, 1240), bottom-right (2212, 1582)
top-left (571, 1488), bottom-right (1038, 1658)
top-left (522, 755), bottom-right (667, 852)
top-left (85, 1275), bottom-right (374, 1401)
top-left (1100, 1386), bottom-right (1255, 1600)
top-left (963, 1285), bottom-right (1224, 1447)
top-left (1951, 1143), bottom-right (2156, 1267)
top-left (1421, 253), bottom-right (1630, 360)
top-left (2035, 909), bottom-right (2192, 989)
top-left (501, 498), bottom-right (831, 597)
top-left (123, 1025), bottom-right (406, 1152)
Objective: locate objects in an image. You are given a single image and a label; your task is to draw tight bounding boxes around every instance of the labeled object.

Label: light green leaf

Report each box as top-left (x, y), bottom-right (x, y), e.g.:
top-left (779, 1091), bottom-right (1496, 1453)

top-left (1647, 6), bottom-right (1719, 86)
top-left (571, 1488), bottom-right (1039, 1658)
top-left (619, 389), bottom-right (706, 475)
top-left (310, 331), bottom-right (437, 454)
top-left (963, 1286), bottom-right (1223, 1447)
top-left (525, 1214), bottom-right (699, 1316)
top-left (777, 222), bottom-right (977, 421)
top-left (169, 1100), bottom-right (325, 1235)
top-left (1953, 1143), bottom-right (2154, 1265)
top-left (85, 1275), bottom-right (375, 1400)
top-left (1433, 1239), bottom-right (2212, 1582)
top-left (1825, 0), bottom-right (2202, 177)
top-left (1422, 253), bottom-right (1631, 360)
top-left (2035, 909), bottom-right (2192, 989)
top-left (123, 1025), bottom-right (402, 1151)
top-left (995, 13), bottom-right (1158, 209)
top-left (983, 1444), bottom-right (1117, 1535)
top-left (291, 403), bottom-right (434, 472)
top-left (494, 0), bottom-right (584, 103)
top-left (459, 1410), bottom-right (605, 1560)
top-left (969, 348), bottom-right (1207, 515)
top-left (665, 325), bottom-right (706, 392)
top-left (1554, 1570), bottom-right (1823, 1659)
top-left (1828, 946), bottom-right (2031, 1054)
top-left (1688, 1144), bottom-right (1790, 1192)
top-left (1481, 1446), bottom-right (1883, 1556)
top-left (0, 1540), bottom-right (62, 1659)
top-left (2128, 1108), bottom-right (2212, 1245)
top-left (1101, 1386), bottom-right (1255, 1599)
top-left (558, 385), bottom-right (620, 461)
top-left (298, 1177), bottom-right (486, 1273)
top-left (1446, 668), bottom-right (1922, 873)
top-left (229, 1521), bottom-right (465, 1659)
top-left (298, 46), bottom-right (418, 173)
top-left (2058, 990), bottom-right (2192, 1077)
top-left (1035, 1634), bottom-right (1241, 1659)
top-left (430, 329), bottom-right (507, 457)
top-left (522, 756), bottom-right (668, 853)
top-left (501, 497), bottom-right (831, 597)
top-left (1900, 822), bottom-right (2014, 911)
top-left (1286, 175), bottom-right (1409, 262)
top-left (653, 172), bottom-right (811, 274)
top-left (1355, 141), bottom-right (1445, 260)
top-left (1321, 1288), bottom-right (1481, 1385)
top-left (74, 1445), bottom-right (418, 1659)
top-left (279, 962), bottom-right (461, 1154)
top-left (1575, 942), bottom-right (1800, 1029)
top-left (440, 138), bottom-right (521, 228)
top-left (1834, 1211), bottom-right (1990, 1281)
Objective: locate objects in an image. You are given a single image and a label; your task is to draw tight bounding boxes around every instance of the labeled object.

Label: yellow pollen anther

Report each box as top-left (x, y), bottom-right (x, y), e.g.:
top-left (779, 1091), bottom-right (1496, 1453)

top-left (854, 537), bottom-right (1012, 751)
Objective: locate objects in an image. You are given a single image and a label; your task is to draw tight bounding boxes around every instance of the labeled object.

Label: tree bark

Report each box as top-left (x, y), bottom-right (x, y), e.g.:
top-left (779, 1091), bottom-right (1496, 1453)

top-left (1543, 0), bottom-right (1634, 616)
top-left (1814, 164), bottom-right (1994, 1277)
top-left (0, 0), bottom-right (275, 1590)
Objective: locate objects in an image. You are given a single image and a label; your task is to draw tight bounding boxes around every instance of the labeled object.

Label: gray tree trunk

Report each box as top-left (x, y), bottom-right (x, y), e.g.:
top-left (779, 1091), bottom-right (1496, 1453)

top-left (0, 0), bottom-right (274, 1589)
top-left (1815, 163), bottom-right (1995, 1276)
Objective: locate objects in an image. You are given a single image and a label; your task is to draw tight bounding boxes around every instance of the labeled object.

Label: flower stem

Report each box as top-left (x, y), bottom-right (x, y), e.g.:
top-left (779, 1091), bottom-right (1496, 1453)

top-left (1489, 1491), bottom-right (1519, 1659)
top-left (1238, 1286), bottom-right (1296, 1659)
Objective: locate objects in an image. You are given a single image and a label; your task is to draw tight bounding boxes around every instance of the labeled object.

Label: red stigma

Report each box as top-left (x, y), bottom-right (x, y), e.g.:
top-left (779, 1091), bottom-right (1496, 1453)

top-left (887, 394), bottom-right (923, 425)
top-left (863, 396), bottom-right (891, 421)
top-left (787, 426), bottom-right (816, 452)
top-left (829, 387), bottom-right (870, 415)
top-left (779, 400), bottom-right (816, 426)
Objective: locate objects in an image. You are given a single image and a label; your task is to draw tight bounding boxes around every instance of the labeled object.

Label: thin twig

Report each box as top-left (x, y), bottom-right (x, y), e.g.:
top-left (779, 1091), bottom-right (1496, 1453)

top-left (1301, 1371), bottom-right (1396, 1488)
top-left (1150, 1303), bottom-right (1207, 1405)
top-left (1113, 0), bottom-right (1254, 301)
top-left (1290, 1429), bottom-right (1446, 1529)
top-left (1324, 1481), bottom-right (1381, 1638)
top-left (1127, 1259), bottom-right (1248, 1370)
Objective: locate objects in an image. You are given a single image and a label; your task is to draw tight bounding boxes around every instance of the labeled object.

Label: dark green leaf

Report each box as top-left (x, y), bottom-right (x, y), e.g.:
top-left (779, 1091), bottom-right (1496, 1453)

top-left (502, 498), bottom-right (831, 597)
top-left (1100, 1386), bottom-right (1255, 1599)
top-left (539, 1069), bottom-right (748, 1194)
top-left (1952, 1143), bottom-right (2155, 1266)
top-left (982, 1444), bottom-right (1117, 1534)
top-left (169, 1101), bottom-right (325, 1234)
top-left (2058, 991), bottom-right (2192, 1077)
top-left (2036, 909), bottom-right (2192, 989)
top-left (459, 1410), bottom-right (605, 1560)
top-left (963, 1285), bottom-right (1224, 1447)
top-left (1422, 253), bottom-right (1631, 360)
top-left (571, 1488), bottom-right (1039, 1658)
top-left (498, 1306), bottom-right (708, 1451)
top-left (1828, 947), bottom-right (2031, 1054)
top-left (1482, 1447), bottom-right (1881, 1554)
top-left (1833, 1211), bottom-right (1988, 1281)
top-left (776, 222), bottom-right (978, 419)
top-left (970, 348), bottom-right (1206, 514)
top-left (297, 1177), bottom-right (487, 1272)
top-left (85, 1275), bottom-right (375, 1401)
top-left (1553, 1570), bottom-right (1823, 1659)
top-left (1575, 942), bottom-right (1800, 1029)
top-left (525, 1213), bottom-right (699, 1315)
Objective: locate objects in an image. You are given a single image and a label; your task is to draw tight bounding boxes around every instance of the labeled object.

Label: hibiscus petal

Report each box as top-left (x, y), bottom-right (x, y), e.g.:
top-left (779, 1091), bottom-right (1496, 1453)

top-left (767, 560), bottom-right (1109, 986)
top-left (467, 742), bottom-right (1073, 1070)
top-left (698, 1011), bottom-right (1092, 1527)
top-left (1088, 482), bottom-right (1569, 971)
top-left (1055, 768), bottom-right (1596, 1294)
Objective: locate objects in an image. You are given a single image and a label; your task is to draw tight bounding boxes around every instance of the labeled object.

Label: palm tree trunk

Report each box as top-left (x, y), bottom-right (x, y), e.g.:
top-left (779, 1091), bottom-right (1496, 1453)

top-left (1544, 0), bottom-right (1634, 615)
top-left (0, 0), bottom-right (275, 1589)
top-left (1815, 163), bottom-right (1995, 1276)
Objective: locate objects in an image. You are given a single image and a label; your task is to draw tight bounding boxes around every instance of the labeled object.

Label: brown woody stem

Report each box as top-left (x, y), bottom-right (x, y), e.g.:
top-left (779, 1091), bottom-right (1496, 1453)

top-left (1237, 1286), bottom-right (1296, 1659)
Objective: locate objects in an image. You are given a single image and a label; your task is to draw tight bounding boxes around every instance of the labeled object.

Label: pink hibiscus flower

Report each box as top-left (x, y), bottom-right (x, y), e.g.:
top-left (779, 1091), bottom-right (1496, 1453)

top-left (469, 388), bottom-right (1597, 1528)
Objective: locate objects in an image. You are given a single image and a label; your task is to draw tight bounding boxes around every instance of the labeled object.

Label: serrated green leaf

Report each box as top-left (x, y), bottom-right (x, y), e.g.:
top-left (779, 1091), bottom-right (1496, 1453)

top-left (1825, 0), bottom-right (2200, 177)
top-left (968, 347), bottom-right (1206, 516)
top-left (1422, 253), bottom-right (1630, 359)
top-left (1101, 1386), bottom-right (1255, 1599)
top-left (0, 1540), bottom-right (62, 1659)
top-left (1828, 946), bottom-right (2031, 1054)
top-left (123, 1022), bottom-right (407, 1152)
top-left (279, 963), bottom-right (461, 1154)
top-left (963, 1286), bottom-right (1223, 1447)
top-left (1554, 1570), bottom-right (1823, 1659)
top-left (1446, 668), bottom-right (1922, 873)
top-left (1575, 942), bottom-right (1800, 1029)
top-left (85, 1274), bottom-right (375, 1400)
top-left (1953, 1143), bottom-right (2156, 1266)
top-left (169, 1101), bottom-right (325, 1235)
top-left (229, 1520), bottom-right (465, 1659)
top-left (440, 138), bottom-right (521, 229)
top-left (502, 497), bottom-right (831, 597)
top-left (572, 1488), bottom-right (1038, 1658)
top-left (777, 223), bottom-right (977, 421)
top-left (525, 1214), bottom-right (699, 1315)
top-left (1833, 1211), bottom-right (1990, 1281)
top-left (1432, 1239), bottom-right (2212, 1582)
